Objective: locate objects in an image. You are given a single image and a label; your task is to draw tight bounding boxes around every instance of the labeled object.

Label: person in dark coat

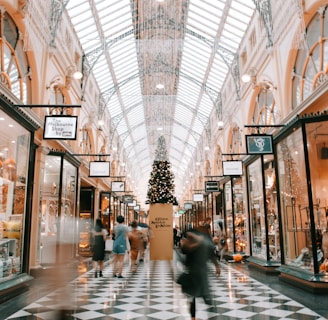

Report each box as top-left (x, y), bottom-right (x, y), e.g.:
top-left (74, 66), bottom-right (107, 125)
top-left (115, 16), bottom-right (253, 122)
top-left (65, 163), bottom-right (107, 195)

top-left (179, 227), bottom-right (220, 320)
top-left (92, 218), bottom-right (107, 278)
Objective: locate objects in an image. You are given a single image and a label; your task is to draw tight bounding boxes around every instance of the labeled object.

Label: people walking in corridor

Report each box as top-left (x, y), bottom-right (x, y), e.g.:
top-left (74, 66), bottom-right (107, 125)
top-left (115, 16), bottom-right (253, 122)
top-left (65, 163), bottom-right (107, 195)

top-left (128, 220), bottom-right (144, 272)
top-left (112, 215), bottom-right (129, 278)
top-left (179, 226), bottom-right (220, 320)
top-left (92, 218), bottom-right (107, 278)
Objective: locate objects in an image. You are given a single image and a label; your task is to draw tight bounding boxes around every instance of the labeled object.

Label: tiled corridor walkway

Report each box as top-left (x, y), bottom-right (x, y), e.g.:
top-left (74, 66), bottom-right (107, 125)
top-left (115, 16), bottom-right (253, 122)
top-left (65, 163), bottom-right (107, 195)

top-left (3, 253), bottom-right (328, 320)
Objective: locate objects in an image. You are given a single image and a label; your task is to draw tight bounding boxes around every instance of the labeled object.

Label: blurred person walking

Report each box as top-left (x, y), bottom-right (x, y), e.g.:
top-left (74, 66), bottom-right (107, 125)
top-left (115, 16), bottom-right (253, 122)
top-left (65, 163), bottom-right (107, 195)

top-left (128, 220), bottom-right (144, 272)
top-left (178, 226), bottom-right (220, 320)
top-left (217, 220), bottom-right (227, 261)
top-left (112, 215), bottom-right (129, 278)
top-left (92, 218), bottom-right (107, 278)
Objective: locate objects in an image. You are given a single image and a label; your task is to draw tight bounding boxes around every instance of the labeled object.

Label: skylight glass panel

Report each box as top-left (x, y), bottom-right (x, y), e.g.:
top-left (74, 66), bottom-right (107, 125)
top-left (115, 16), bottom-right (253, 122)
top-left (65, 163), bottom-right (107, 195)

top-left (66, 2), bottom-right (90, 18)
top-left (231, 0), bottom-right (255, 16)
top-left (187, 12), bottom-right (218, 35)
top-left (111, 44), bottom-right (137, 63)
top-left (69, 10), bottom-right (93, 26)
top-left (172, 130), bottom-right (189, 146)
top-left (192, 116), bottom-right (205, 134)
top-left (183, 49), bottom-right (208, 67)
top-left (224, 23), bottom-right (245, 39)
top-left (177, 81), bottom-right (199, 104)
top-left (198, 95), bottom-right (214, 116)
top-left (103, 22), bottom-right (132, 39)
top-left (221, 33), bottom-right (240, 51)
top-left (120, 84), bottom-right (141, 104)
top-left (116, 122), bottom-right (128, 136)
top-left (174, 106), bottom-right (193, 125)
top-left (187, 135), bottom-right (198, 148)
top-left (170, 148), bottom-right (185, 161)
top-left (127, 109), bottom-right (145, 127)
top-left (225, 15), bottom-right (248, 32)
top-left (73, 19), bottom-right (95, 33)
top-left (128, 127), bottom-right (147, 144)
top-left (107, 95), bottom-right (121, 118)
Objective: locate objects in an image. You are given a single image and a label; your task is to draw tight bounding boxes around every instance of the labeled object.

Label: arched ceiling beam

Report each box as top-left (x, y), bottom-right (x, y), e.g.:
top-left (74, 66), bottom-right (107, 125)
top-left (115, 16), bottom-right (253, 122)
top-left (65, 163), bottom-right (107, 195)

top-left (49, 0), bottom-right (70, 47)
top-left (252, 0), bottom-right (273, 48)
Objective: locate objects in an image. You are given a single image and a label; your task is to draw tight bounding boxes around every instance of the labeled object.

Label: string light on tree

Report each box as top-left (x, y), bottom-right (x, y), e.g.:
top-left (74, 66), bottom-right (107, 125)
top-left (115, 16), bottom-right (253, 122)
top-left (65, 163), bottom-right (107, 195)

top-left (146, 136), bottom-right (178, 205)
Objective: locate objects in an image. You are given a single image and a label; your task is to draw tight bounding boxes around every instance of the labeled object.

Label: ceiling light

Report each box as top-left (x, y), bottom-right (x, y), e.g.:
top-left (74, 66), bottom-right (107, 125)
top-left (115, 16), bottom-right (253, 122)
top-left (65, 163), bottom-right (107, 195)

top-left (157, 127), bottom-right (163, 131)
top-left (204, 146), bottom-right (210, 151)
top-left (218, 120), bottom-right (224, 127)
top-left (156, 83), bottom-right (164, 89)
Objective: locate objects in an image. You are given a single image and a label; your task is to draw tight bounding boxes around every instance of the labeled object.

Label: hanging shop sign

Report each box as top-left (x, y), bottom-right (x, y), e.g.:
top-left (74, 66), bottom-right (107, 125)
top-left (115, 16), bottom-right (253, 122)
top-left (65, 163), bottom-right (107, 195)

top-left (123, 195), bottom-right (134, 204)
top-left (205, 181), bottom-right (220, 192)
top-left (193, 193), bottom-right (204, 202)
top-left (43, 115), bottom-right (78, 140)
top-left (222, 160), bottom-right (243, 176)
top-left (127, 200), bottom-right (137, 207)
top-left (89, 161), bottom-right (110, 177)
top-left (111, 181), bottom-right (125, 192)
top-left (246, 134), bottom-right (273, 154)
top-left (184, 202), bottom-right (193, 210)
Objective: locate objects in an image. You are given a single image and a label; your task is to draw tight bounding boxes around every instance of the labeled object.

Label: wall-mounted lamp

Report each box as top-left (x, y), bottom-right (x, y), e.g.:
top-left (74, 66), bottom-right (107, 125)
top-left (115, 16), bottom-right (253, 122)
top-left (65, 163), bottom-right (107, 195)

top-left (98, 118), bottom-right (105, 126)
top-left (241, 67), bottom-right (257, 84)
top-left (242, 67), bottom-right (277, 91)
top-left (66, 66), bottom-right (83, 89)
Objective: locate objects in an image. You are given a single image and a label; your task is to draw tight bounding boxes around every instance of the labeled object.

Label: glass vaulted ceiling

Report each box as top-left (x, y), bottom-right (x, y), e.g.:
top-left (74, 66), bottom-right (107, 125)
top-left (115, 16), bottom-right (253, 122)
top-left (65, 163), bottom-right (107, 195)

top-left (66, 0), bottom-right (255, 206)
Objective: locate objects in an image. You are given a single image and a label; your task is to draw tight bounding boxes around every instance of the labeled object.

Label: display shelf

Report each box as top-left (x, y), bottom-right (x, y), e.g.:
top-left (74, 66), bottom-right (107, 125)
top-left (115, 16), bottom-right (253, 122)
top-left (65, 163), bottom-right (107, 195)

top-left (0, 238), bottom-right (18, 278)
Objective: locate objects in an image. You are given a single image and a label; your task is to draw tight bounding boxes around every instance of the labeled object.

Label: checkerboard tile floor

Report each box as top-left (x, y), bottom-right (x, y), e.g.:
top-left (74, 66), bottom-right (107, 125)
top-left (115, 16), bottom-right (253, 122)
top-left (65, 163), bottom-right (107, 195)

top-left (5, 254), bottom-right (326, 320)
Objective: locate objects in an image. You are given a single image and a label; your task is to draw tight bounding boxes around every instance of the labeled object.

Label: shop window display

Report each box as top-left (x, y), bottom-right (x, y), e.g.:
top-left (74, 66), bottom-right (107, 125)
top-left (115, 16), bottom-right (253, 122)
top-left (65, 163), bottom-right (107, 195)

top-left (39, 155), bottom-right (77, 265)
top-left (248, 156), bottom-right (280, 261)
top-left (0, 110), bottom-right (30, 281)
top-left (224, 181), bottom-right (233, 252)
top-left (277, 119), bottom-right (328, 275)
top-left (233, 178), bottom-right (246, 253)
top-left (224, 178), bottom-right (246, 254)
top-left (264, 159), bottom-right (280, 260)
top-left (248, 158), bottom-right (266, 259)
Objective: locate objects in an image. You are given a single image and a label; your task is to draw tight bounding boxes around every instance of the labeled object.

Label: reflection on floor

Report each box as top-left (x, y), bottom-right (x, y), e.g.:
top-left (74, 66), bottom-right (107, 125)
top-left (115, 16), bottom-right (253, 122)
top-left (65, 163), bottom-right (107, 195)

top-left (4, 253), bottom-right (328, 320)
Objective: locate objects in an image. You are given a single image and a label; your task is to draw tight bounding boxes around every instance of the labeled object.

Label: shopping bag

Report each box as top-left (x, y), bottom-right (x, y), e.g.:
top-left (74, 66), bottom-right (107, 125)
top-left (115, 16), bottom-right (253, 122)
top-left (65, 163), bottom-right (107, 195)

top-left (105, 238), bottom-right (114, 252)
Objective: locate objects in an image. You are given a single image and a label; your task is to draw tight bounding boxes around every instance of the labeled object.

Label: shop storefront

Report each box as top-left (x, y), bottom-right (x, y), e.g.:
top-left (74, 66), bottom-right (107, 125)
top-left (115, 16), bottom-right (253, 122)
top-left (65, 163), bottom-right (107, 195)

top-left (0, 97), bottom-right (38, 296)
top-left (246, 155), bottom-right (280, 271)
top-left (275, 113), bottom-right (328, 291)
top-left (38, 152), bottom-right (80, 266)
top-left (223, 177), bottom-right (247, 256)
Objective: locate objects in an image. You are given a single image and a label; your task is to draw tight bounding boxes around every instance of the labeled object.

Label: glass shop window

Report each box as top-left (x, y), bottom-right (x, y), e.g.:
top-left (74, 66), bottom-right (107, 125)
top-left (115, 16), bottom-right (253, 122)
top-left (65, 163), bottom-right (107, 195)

top-left (277, 128), bottom-right (311, 270)
top-left (39, 156), bottom-right (77, 266)
top-left (305, 121), bottom-right (328, 264)
top-left (248, 158), bottom-right (266, 259)
top-left (292, 5), bottom-right (328, 107)
top-left (224, 181), bottom-right (233, 252)
top-left (0, 109), bottom-right (30, 281)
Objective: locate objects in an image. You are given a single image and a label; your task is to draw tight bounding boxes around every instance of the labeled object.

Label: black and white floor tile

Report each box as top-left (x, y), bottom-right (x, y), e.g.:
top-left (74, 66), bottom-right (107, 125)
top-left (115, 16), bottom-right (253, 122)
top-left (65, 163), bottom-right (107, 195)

top-left (5, 253), bottom-right (326, 320)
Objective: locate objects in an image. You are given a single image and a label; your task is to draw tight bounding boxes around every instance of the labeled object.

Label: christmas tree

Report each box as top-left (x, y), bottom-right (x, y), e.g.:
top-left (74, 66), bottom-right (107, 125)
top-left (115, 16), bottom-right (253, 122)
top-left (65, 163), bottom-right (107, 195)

top-left (146, 136), bottom-right (177, 204)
